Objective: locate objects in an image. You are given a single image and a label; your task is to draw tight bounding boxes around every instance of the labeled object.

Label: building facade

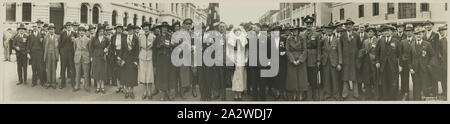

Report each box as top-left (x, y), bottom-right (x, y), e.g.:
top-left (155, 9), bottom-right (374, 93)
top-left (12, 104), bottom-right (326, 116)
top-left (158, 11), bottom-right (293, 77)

top-left (331, 2), bottom-right (448, 27)
top-left (1, 2), bottom-right (207, 32)
top-left (258, 3), bottom-right (332, 27)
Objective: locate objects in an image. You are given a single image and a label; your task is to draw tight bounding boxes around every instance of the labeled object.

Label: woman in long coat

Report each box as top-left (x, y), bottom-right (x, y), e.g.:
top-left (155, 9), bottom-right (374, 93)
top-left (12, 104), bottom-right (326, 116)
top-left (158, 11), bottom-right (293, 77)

top-left (90, 26), bottom-right (109, 94)
top-left (273, 27), bottom-right (288, 100)
top-left (138, 22), bottom-right (155, 100)
top-left (285, 27), bottom-right (308, 101)
top-left (120, 25), bottom-right (139, 99)
top-left (155, 22), bottom-right (177, 101)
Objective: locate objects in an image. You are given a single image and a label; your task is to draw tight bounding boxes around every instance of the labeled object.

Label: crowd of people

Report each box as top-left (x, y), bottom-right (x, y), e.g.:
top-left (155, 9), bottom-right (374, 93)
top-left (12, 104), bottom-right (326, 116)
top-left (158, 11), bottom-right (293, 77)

top-left (2, 17), bottom-right (448, 101)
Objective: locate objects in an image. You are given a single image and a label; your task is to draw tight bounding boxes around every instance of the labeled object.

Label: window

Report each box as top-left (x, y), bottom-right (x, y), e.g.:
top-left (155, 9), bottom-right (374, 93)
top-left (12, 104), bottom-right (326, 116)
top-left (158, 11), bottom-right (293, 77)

top-left (171, 3), bottom-right (174, 12)
top-left (358, 5), bottom-right (364, 18)
top-left (446, 3), bottom-right (448, 11)
top-left (112, 11), bottom-right (117, 26)
top-left (123, 12), bottom-right (128, 25)
top-left (22, 3), bottom-right (32, 22)
top-left (421, 3), bottom-right (429, 12)
top-left (156, 3), bottom-right (158, 9)
top-left (373, 3), bottom-right (379, 16)
top-left (155, 19), bottom-right (158, 24)
top-left (388, 3), bottom-right (395, 14)
top-left (142, 16), bottom-right (146, 24)
top-left (6, 3), bottom-right (16, 22)
top-left (80, 4), bottom-right (88, 24)
top-left (149, 17), bottom-right (153, 24)
top-left (92, 5), bottom-right (100, 24)
top-left (398, 3), bottom-right (416, 19)
top-left (133, 14), bottom-right (137, 26)
top-left (339, 8), bottom-right (344, 20)
top-left (176, 3), bottom-right (178, 14)
top-left (149, 3), bottom-right (152, 8)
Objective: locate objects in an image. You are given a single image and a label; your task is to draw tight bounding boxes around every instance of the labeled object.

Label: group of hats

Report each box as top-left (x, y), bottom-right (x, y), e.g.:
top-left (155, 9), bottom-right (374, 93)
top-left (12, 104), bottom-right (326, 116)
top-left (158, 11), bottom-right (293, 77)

top-left (17, 19), bottom-right (56, 30)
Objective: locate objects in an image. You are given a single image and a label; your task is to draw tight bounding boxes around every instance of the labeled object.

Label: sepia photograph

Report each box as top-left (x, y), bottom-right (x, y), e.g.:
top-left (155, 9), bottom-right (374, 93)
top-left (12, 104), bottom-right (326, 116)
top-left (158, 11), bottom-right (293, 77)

top-left (0, 0), bottom-right (448, 103)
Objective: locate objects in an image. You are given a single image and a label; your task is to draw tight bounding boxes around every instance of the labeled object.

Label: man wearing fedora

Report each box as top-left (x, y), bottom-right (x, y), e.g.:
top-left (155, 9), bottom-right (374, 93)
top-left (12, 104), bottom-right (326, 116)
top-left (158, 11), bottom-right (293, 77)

top-left (340, 18), bottom-right (360, 100)
top-left (13, 24), bottom-right (30, 85)
top-left (320, 23), bottom-right (342, 101)
top-left (410, 27), bottom-right (434, 100)
top-left (58, 22), bottom-right (76, 89)
top-left (28, 24), bottom-right (46, 87)
top-left (376, 25), bottom-right (401, 100)
top-left (398, 24), bottom-right (415, 100)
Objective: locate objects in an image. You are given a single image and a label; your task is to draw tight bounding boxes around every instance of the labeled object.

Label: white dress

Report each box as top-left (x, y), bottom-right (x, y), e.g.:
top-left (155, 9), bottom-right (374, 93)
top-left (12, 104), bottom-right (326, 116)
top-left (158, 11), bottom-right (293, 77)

top-left (138, 32), bottom-right (155, 84)
top-left (230, 28), bottom-right (248, 92)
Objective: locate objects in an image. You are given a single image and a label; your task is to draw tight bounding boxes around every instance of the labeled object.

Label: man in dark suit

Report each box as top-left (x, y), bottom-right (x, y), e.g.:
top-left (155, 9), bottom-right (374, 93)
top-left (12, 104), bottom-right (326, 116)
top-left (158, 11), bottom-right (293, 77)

top-left (320, 23), bottom-right (342, 101)
top-left (13, 24), bottom-right (30, 85)
top-left (340, 19), bottom-right (360, 100)
top-left (393, 22), bottom-right (407, 41)
top-left (28, 24), bottom-right (46, 87)
top-left (58, 22), bottom-right (76, 89)
top-left (399, 24), bottom-right (415, 100)
top-left (375, 25), bottom-right (401, 100)
top-left (422, 20), bottom-right (441, 98)
top-left (438, 25), bottom-right (447, 100)
top-left (410, 27), bottom-right (434, 100)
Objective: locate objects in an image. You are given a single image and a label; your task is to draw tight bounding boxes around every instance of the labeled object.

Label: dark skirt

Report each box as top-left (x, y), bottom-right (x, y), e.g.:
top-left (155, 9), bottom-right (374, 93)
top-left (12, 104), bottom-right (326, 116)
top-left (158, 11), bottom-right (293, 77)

top-left (155, 54), bottom-right (176, 91)
top-left (120, 61), bottom-right (138, 87)
top-left (286, 61), bottom-right (309, 92)
top-left (273, 56), bottom-right (287, 89)
top-left (92, 56), bottom-right (107, 80)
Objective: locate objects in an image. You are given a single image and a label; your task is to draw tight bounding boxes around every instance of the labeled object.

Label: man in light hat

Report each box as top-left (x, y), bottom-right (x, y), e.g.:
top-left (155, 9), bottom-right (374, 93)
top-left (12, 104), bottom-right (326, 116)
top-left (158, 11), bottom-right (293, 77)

top-left (28, 23), bottom-right (46, 87)
top-left (58, 21), bottom-right (76, 89)
top-left (376, 25), bottom-right (401, 100)
top-left (438, 24), bottom-right (447, 100)
top-left (410, 27), bottom-right (434, 100)
top-left (398, 24), bottom-right (415, 100)
top-left (13, 24), bottom-right (30, 85)
top-left (36, 19), bottom-right (44, 31)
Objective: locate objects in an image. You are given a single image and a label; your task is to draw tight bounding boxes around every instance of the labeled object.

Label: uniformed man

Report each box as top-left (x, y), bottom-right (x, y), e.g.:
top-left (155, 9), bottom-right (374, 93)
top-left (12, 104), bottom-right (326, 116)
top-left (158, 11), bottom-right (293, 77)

top-left (303, 16), bottom-right (321, 101)
top-left (376, 25), bottom-right (401, 100)
top-left (28, 24), bottom-right (46, 87)
top-left (438, 24), bottom-right (447, 100)
top-left (14, 24), bottom-right (30, 85)
top-left (410, 27), bottom-right (434, 100)
top-left (320, 23), bottom-right (342, 101)
top-left (399, 24), bottom-right (415, 101)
